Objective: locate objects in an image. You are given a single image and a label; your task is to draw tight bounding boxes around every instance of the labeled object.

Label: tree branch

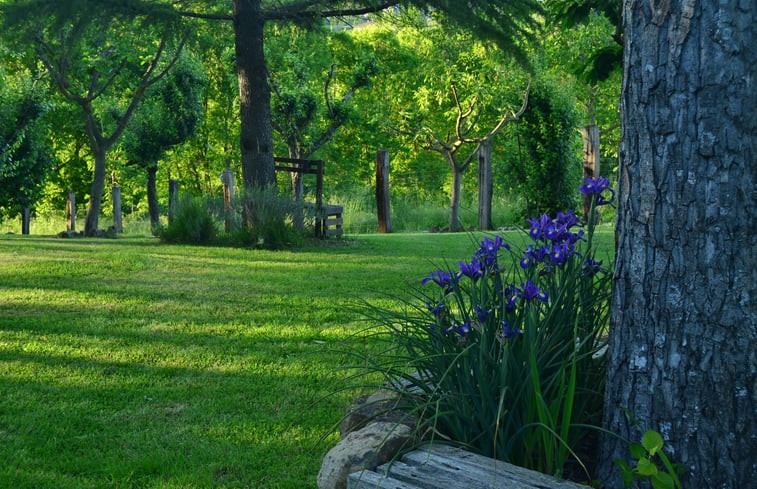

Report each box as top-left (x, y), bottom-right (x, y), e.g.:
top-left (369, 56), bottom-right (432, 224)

top-left (104, 35), bottom-right (188, 148)
top-left (265, 1), bottom-right (399, 21)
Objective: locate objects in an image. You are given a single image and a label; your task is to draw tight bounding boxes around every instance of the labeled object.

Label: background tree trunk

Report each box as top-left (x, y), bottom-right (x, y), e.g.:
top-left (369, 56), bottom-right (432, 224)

top-left (599, 1), bottom-right (755, 487)
top-left (233, 0), bottom-right (276, 190)
top-left (448, 157), bottom-right (463, 232)
top-left (477, 140), bottom-right (493, 231)
top-left (84, 147), bottom-right (107, 235)
top-left (146, 166), bottom-right (159, 232)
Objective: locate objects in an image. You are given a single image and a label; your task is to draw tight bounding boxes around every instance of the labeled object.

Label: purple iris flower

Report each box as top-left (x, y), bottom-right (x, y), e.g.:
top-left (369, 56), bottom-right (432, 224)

top-left (580, 177), bottom-right (616, 206)
top-left (527, 214), bottom-right (551, 240)
top-left (426, 301), bottom-right (446, 317)
top-left (452, 321), bottom-right (471, 336)
top-left (475, 305), bottom-right (490, 322)
top-left (582, 258), bottom-right (605, 278)
top-left (518, 280), bottom-right (549, 303)
top-left (458, 258), bottom-right (483, 282)
top-left (476, 236), bottom-right (509, 270)
top-left (422, 269), bottom-right (455, 292)
top-left (549, 242), bottom-right (573, 266)
top-left (501, 320), bottom-right (521, 339)
top-left (556, 210), bottom-right (579, 229)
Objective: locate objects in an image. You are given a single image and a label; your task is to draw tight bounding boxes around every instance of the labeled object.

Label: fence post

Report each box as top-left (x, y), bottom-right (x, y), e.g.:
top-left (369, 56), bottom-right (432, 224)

top-left (580, 125), bottom-right (600, 221)
top-left (376, 149), bottom-right (392, 233)
top-left (66, 191), bottom-right (76, 232)
top-left (220, 170), bottom-right (235, 232)
top-left (477, 140), bottom-right (493, 231)
top-left (168, 179), bottom-right (179, 224)
top-left (112, 186), bottom-right (122, 233)
top-left (22, 207), bottom-right (30, 235)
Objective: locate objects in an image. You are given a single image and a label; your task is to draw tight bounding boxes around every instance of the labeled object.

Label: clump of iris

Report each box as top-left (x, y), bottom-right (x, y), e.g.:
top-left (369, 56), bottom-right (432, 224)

top-left (521, 210), bottom-right (584, 269)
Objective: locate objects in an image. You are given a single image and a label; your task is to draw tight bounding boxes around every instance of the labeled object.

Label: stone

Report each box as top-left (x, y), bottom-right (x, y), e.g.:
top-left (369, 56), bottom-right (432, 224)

top-left (317, 421), bottom-right (414, 489)
top-left (340, 390), bottom-right (415, 438)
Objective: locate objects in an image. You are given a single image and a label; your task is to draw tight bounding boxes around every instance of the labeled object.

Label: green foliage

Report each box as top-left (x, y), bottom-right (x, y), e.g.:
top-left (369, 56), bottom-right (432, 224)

top-left (615, 430), bottom-right (685, 489)
top-left (504, 78), bottom-right (581, 217)
top-left (354, 185), bottom-right (612, 478)
top-left (0, 68), bottom-right (55, 219)
top-left (156, 196), bottom-right (218, 245)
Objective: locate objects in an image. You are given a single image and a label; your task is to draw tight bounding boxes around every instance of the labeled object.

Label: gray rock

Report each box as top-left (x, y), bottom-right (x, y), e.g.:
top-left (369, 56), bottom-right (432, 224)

top-left (340, 390), bottom-right (415, 438)
top-left (317, 421), bottom-right (414, 489)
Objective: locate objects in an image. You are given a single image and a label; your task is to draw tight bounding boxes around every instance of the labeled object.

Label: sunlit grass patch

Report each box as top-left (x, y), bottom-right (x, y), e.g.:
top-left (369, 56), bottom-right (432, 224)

top-left (0, 229), bottom-right (613, 488)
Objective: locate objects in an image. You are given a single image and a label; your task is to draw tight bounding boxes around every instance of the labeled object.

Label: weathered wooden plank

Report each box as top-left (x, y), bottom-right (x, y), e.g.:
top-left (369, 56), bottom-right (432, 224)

top-left (348, 445), bottom-right (589, 489)
top-left (347, 468), bottom-right (421, 489)
top-left (404, 445), bottom-right (588, 489)
top-left (376, 458), bottom-right (523, 489)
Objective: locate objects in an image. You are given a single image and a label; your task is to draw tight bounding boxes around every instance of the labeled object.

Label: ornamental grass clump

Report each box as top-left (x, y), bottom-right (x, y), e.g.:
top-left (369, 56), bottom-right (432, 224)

top-left (359, 178), bottom-right (614, 479)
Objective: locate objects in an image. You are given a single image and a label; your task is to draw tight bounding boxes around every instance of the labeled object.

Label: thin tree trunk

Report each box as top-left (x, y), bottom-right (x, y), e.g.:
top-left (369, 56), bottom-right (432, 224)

top-left (448, 154), bottom-right (463, 232)
top-left (84, 146), bottom-right (107, 236)
top-left (233, 0), bottom-right (275, 191)
top-left (146, 165), bottom-right (159, 232)
top-left (598, 1), bottom-right (755, 487)
top-left (477, 140), bottom-right (493, 230)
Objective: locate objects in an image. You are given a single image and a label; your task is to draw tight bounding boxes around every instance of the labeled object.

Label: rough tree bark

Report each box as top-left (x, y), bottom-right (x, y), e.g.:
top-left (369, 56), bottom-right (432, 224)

top-left (233, 0), bottom-right (276, 190)
top-left (598, 1), bottom-right (755, 487)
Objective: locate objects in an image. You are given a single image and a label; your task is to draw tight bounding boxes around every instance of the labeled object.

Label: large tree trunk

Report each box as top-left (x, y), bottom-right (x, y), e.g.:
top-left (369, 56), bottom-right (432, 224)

top-left (233, 0), bottom-right (276, 190)
top-left (598, 2), bottom-right (755, 487)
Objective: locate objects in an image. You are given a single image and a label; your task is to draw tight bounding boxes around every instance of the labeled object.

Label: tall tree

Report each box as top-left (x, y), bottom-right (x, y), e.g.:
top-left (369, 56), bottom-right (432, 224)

top-left (599, 1), bottom-right (755, 487)
top-left (120, 52), bottom-right (206, 231)
top-left (0, 68), bottom-right (54, 220)
top-left (2, 1), bottom-right (187, 235)
top-left (169, 0), bottom-right (541, 194)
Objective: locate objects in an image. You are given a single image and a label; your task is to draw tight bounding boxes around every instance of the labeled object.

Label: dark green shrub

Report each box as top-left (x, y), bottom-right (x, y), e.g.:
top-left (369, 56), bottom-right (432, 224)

top-left (237, 186), bottom-right (304, 249)
top-left (156, 197), bottom-right (218, 245)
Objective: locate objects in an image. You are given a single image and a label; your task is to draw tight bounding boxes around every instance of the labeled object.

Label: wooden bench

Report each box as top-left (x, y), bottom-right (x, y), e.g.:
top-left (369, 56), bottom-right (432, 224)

top-left (274, 157), bottom-right (343, 238)
top-left (348, 444), bottom-right (589, 489)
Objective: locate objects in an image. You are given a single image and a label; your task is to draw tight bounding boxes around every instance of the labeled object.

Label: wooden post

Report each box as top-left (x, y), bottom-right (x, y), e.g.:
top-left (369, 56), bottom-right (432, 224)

top-left (22, 207), bottom-right (30, 235)
top-left (376, 149), bottom-right (392, 233)
top-left (580, 125), bottom-right (600, 221)
top-left (168, 179), bottom-right (179, 224)
top-left (66, 191), bottom-right (76, 232)
top-left (220, 170), bottom-right (235, 232)
top-left (477, 140), bottom-right (493, 231)
top-left (112, 186), bottom-right (122, 233)
top-left (315, 160), bottom-right (325, 238)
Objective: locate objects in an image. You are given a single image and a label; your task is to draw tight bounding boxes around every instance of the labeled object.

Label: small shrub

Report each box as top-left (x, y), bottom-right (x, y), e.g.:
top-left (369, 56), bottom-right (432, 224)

top-left (237, 186), bottom-right (303, 249)
top-left (353, 178), bottom-right (615, 478)
top-left (156, 197), bottom-right (218, 245)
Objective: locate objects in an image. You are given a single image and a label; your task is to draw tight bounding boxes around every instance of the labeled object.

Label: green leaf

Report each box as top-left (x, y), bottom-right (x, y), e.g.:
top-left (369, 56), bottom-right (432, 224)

top-left (651, 471), bottom-right (675, 489)
top-left (642, 429), bottom-right (664, 456)
top-left (629, 443), bottom-right (646, 460)
top-left (615, 459), bottom-right (635, 488)
top-left (637, 457), bottom-right (658, 477)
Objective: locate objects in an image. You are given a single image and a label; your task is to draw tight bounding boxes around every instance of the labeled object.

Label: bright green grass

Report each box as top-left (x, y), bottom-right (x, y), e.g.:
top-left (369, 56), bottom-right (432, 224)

top-left (0, 229), bottom-right (614, 488)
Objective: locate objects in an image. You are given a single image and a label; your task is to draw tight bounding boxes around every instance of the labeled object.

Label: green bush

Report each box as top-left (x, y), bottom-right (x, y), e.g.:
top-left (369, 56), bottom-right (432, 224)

top-left (236, 186), bottom-right (304, 249)
top-left (156, 196), bottom-right (218, 244)
top-left (354, 179), bottom-right (615, 479)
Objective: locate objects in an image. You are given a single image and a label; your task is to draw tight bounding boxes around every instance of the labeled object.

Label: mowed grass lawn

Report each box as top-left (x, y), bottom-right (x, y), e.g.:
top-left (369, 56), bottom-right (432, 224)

top-left (0, 229), bottom-right (614, 489)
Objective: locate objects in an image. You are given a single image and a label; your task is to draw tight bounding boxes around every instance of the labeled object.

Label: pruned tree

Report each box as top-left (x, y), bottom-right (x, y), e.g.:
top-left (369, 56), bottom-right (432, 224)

top-left (405, 83), bottom-right (529, 232)
top-left (120, 52), bottom-right (206, 232)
